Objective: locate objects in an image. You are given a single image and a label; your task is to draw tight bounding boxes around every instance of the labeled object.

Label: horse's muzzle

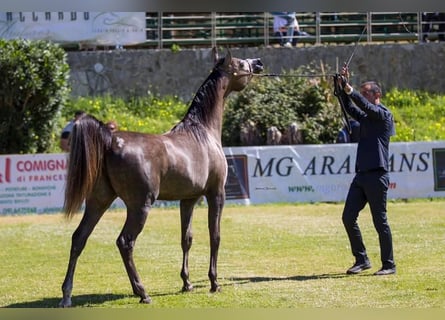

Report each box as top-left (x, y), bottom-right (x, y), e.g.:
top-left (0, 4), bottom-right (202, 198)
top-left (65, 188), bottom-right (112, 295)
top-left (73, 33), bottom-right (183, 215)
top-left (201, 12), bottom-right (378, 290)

top-left (248, 58), bottom-right (264, 74)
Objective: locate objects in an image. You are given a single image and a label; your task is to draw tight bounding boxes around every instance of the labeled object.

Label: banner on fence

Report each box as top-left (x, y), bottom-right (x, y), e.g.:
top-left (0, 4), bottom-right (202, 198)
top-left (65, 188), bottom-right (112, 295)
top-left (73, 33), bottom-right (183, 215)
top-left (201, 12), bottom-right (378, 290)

top-left (0, 153), bottom-right (67, 214)
top-left (1, 141), bottom-right (445, 215)
top-left (224, 141), bottom-right (445, 205)
top-left (0, 12), bottom-right (146, 46)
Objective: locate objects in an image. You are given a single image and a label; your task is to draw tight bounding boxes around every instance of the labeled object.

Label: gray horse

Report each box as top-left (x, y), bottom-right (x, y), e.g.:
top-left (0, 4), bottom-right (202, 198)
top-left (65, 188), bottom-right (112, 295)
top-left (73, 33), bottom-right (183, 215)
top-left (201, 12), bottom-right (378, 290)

top-left (59, 48), bottom-right (263, 307)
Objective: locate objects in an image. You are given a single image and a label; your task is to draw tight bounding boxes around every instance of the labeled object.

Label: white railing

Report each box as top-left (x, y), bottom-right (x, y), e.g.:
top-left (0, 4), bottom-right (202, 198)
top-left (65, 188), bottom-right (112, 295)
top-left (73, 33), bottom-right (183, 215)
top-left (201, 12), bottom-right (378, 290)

top-left (140, 12), bottom-right (443, 49)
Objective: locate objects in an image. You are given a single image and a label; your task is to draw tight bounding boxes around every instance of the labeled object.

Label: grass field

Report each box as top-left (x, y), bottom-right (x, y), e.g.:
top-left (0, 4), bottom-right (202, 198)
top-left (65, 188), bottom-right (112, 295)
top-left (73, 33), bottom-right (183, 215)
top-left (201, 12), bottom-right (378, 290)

top-left (0, 200), bottom-right (444, 308)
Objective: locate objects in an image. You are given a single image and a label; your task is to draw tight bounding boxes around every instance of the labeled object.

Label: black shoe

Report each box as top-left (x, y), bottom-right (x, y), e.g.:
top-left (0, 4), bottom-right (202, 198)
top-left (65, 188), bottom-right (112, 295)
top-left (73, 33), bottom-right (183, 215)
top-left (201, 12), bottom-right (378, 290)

top-left (346, 261), bottom-right (371, 274)
top-left (374, 267), bottom-right (396, 276)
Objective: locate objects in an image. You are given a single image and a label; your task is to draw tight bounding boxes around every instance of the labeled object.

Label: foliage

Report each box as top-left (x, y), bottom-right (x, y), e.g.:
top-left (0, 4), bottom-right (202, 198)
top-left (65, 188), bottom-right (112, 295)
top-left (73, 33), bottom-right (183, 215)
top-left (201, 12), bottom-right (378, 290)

top-left (223, 64), bottom-right (343, 146)
top-left (170, 43), bottom-right (181, 53)
top-left (0, 39), bottom-right (70, 154)
top-left (48, 94), bottom-right (188, 153)
top-left (385, 88), bottom-right (445, 142)
top-left (54, 94), bottom-right (188, 151)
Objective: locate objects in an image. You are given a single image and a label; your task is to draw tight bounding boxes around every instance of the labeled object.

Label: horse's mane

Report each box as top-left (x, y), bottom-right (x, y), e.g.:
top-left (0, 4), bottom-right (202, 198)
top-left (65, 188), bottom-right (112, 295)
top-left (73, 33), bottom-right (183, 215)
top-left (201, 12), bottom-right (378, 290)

top-left (170, 60), bottom-right (224, 141)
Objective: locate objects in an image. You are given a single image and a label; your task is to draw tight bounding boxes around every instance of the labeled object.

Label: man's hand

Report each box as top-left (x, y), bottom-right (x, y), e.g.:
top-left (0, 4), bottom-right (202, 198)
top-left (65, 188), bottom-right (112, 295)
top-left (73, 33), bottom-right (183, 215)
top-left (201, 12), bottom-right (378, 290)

top-left (340, 65), bottom-right (350, 82)
top-left (340, 65), bottom-right (353, 94)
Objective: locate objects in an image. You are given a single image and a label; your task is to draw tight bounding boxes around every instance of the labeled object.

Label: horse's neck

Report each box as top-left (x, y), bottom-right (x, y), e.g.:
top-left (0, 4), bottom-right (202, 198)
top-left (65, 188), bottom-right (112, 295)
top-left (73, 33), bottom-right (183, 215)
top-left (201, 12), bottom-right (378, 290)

top-left (193, 75), bottom-right (229, 139)
top-left (208, 78), bottom-right (228, 137)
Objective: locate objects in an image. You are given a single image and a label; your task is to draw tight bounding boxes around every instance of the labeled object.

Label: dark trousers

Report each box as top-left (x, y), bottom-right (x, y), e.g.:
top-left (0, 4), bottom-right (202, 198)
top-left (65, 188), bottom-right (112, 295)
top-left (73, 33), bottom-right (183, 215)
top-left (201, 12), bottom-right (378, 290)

top-left (274, 31), bottom-right (295, 46)
top-left (342, 170), bottom-right (395, 269)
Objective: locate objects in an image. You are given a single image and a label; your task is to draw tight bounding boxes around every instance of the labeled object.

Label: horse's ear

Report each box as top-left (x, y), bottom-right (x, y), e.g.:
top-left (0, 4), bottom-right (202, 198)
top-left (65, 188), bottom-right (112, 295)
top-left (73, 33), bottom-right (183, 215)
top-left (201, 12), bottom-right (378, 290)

top-left (212, 47), bottom-right (219, 63)
top-left (223, 49), bottom-right (232, 67)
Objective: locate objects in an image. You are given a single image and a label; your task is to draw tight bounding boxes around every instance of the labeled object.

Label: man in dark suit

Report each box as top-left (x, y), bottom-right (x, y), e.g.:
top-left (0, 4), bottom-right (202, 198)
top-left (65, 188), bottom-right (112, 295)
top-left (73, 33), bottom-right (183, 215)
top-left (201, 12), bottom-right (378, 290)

top-left (337, 68), bottom-right (396, 276)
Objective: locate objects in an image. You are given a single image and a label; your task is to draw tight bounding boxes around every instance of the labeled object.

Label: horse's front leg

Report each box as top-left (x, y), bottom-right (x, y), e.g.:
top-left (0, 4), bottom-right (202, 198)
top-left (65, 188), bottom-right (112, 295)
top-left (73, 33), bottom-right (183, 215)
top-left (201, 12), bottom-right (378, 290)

top-left (179, 198), bottom-right (199, 292)
top-left (207, 192), bottom-right (224, 293)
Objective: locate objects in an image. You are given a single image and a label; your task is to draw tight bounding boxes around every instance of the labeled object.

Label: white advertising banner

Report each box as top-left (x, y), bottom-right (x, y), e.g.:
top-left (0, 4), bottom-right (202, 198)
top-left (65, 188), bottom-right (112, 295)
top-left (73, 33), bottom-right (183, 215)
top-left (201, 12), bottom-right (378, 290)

top-left (0, 12), bottom-right (146, 46)
top-left (224, 141), bottom-right (445, 205)
top-left (0, 153), bottom-right (127, 215)
top-left (0, 153), bottom-right (68, 214)
top-left (1, 141), bottom-right (445, 215)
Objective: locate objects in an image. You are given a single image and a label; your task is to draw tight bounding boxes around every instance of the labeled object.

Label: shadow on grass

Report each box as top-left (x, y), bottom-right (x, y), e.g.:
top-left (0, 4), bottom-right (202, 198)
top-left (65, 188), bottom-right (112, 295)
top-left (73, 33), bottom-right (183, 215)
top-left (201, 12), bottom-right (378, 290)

top-left (227, 272), bottom-right (351, 285)
top-left (2, 274), bottom-right (359, 307)
top-left (3, 285), bottom-right (215, 308)
top-left (3, 293), bottom-right (127, 308)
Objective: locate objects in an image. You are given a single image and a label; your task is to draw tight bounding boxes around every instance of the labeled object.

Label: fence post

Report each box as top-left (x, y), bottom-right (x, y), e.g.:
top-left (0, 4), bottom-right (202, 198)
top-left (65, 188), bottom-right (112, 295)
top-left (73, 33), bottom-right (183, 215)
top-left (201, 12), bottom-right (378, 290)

top-left (418, 12), bottom-right (423, 42)
top-left (264, 12), bottom-right (270, 47)
top-left (158, 12), bottom-right (163, 49)
top-left (367, 12), bottom-right (372, 43)
top-left (211, 12), bottom-right (216, 48)
top-left (315, 12), bottom-right (321, 45)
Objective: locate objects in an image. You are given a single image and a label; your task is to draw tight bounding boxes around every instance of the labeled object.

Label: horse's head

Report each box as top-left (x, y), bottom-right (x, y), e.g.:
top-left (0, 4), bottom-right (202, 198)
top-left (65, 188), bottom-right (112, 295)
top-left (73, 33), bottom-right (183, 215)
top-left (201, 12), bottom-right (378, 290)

top-left (212, 48), bottom-right (263, 93)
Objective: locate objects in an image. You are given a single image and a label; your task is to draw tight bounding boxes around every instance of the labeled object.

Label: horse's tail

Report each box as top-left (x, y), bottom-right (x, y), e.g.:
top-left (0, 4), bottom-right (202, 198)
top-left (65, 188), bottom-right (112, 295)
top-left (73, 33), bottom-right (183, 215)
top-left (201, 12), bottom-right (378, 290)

top-left (63, 114), bottom-right (112, 219)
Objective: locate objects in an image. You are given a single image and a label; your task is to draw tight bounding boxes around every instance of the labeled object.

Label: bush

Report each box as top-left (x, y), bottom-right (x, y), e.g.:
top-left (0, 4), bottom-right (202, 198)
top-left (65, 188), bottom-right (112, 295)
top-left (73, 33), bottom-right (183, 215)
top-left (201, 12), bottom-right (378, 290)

top-left (223, 64), bottom-right (344, 146)
top-left (0, 39), bottom-right (70, 154)
top-left (386, 88), bottom-right (445, 142)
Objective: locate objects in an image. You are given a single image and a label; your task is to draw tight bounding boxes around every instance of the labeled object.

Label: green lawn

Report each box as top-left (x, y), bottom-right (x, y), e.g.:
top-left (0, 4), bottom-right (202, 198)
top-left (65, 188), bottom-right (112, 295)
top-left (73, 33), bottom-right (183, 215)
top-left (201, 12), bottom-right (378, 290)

top-left (0, 200), bottom-right (444, 308)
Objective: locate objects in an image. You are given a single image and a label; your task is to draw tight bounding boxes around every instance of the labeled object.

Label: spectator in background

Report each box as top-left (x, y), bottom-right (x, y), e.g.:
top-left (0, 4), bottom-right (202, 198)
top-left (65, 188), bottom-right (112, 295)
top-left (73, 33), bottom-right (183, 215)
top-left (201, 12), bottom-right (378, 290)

top-left (60, 110), bottom-right (85, 152)
top-left (271, 12), bottom-right (310, 47)
top-left (272, 12), bottom-right (300, 47)
top-left (336, 119), bottom-right (360, 143)
top-left (422, 12), bottom-right (445, 42)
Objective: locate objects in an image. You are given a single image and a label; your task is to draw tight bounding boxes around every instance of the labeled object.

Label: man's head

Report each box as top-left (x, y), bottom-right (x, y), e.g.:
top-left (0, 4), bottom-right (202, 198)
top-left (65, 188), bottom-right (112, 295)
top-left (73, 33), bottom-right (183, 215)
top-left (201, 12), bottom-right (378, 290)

top-left (74, 110), bottom-right (85, 120)
top-left (359, 81), bottom-right (381, 104)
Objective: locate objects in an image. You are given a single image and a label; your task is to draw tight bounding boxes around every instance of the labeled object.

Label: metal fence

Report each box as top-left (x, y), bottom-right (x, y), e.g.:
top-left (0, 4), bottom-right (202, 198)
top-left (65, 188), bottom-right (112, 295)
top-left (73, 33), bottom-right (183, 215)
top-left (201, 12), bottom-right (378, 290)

top-left (139, 12), bottom-right (444, 49)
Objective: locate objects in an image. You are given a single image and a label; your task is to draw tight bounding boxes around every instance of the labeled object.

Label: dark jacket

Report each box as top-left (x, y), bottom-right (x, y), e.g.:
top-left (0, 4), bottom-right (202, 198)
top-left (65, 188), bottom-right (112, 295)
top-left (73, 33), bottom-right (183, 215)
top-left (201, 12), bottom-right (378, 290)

top-left (339, 90), bottom-right (395, 172)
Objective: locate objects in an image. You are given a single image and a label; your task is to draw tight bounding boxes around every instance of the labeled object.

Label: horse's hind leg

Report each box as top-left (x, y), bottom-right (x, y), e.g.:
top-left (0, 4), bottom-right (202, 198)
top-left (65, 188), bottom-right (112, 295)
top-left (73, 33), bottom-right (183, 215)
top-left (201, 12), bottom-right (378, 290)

top-left (207, 192), bottom-right (224, 293)
top-left (179, 198), bottom-right (200, 292)
top-left (59, 199), bottom-right (112, 307)
top-left (116, 205), bottom-right (151, 303)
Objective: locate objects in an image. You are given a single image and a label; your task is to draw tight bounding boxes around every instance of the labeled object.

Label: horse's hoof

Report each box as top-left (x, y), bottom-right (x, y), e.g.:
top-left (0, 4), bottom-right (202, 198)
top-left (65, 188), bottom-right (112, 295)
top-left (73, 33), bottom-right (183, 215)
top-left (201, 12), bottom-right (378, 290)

top-left (182, 284), bottom-right (194, 292)
top-left (59, 298), bottom-right (72, 308)
top-left (210, 285), bottom-right (221, 293)
top-left (139, 296), bottom-right (152, 304)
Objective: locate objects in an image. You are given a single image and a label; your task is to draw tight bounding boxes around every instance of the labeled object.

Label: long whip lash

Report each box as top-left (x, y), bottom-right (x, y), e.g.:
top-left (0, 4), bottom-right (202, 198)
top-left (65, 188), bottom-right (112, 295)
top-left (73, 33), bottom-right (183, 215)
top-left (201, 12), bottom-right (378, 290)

top-left (333, 26), bottom-right (368, 134)
top-left (344, 26), bottom-right (367, 68)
